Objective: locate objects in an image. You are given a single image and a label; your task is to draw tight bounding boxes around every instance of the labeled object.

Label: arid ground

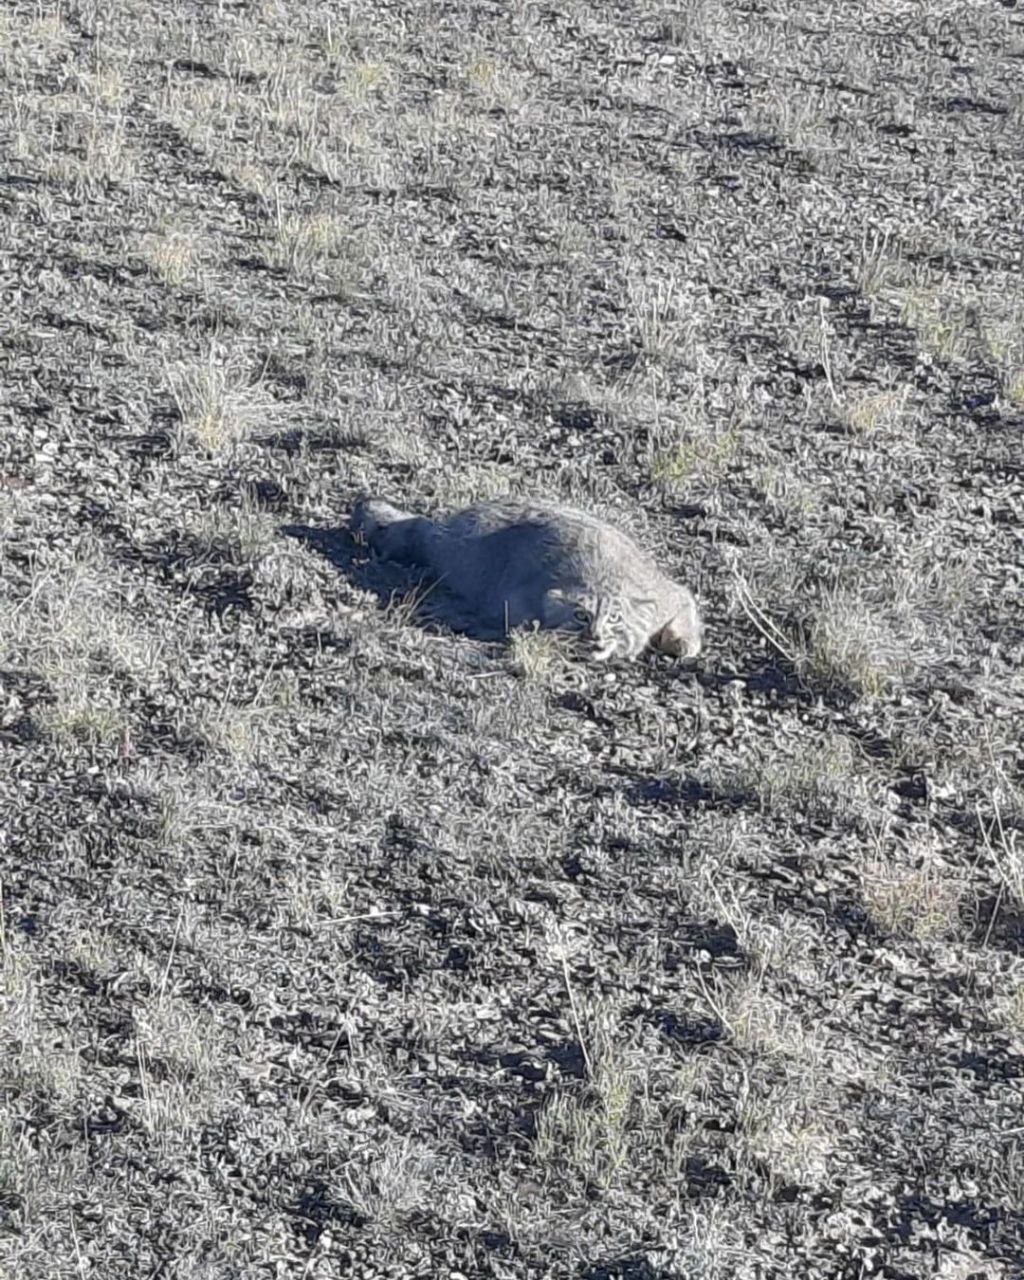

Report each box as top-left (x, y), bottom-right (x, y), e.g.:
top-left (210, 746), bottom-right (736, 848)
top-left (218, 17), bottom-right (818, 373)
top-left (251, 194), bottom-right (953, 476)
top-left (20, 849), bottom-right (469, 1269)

top-left (2, 1), bottom-right (1023, 1276)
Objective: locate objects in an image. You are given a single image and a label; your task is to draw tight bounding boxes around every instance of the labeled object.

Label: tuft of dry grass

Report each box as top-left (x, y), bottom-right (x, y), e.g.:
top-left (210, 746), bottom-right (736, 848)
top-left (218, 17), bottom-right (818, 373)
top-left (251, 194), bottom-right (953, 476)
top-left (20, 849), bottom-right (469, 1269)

top-left (183, 498), bottom-right (281, 564)
top-left (34, 683), bottom-right (127, 745)
top-left (718, 731), bottom-right (875, 828)
top-left (857, 229), bottom-right (902, 297)
top-left (628, 271), bottom-right (702, 364)
top-left (734, 536), bottom-right (978, 699)
top-left (267, 207), bottom-right (364, 281)
top-left (508, 625), bottom-right (565, 682)
top-left (843, 386), bottom-right (911, 435)
top-left (992, 980), bottom-right (1024, 1037)
top-left (899, 288), bottom-right (976, 362)
top-left (531, 994), bottom-right (638, 1192)
top-left (800, 588), bottom-right (908, 697)
top-left (166, 350), bottom-right (273, 451)
top-left (653, 429), bottom-right (740, 488)
top-left (737, 1074), bottom-right (837, 1190)
top-left (861, 845), bottom-right (964, 942)
top-left (1, 945), bottom-right (82, 1103)
top-left (0, 545), bottom-right (163, 748)
top-left (140, 229), bottom-right (204, 288)
top-left (896, 281), bottom-right (1022, 377)
top-left (201, 668), bottom-right (300, 764)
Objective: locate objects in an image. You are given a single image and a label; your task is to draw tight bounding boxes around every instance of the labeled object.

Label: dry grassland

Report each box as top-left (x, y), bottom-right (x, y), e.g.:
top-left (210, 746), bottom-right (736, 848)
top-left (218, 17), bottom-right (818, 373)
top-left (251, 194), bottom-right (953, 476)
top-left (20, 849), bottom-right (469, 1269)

top-left (1, 1), bottom-right (1023, 1276)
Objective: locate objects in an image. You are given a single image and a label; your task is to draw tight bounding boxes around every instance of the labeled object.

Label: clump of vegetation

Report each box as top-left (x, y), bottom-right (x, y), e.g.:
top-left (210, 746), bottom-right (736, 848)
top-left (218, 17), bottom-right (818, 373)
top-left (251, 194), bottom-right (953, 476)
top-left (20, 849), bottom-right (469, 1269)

top-left (267, 209), bottom-right (359, 278)
top-left (861, 852), bottom-right (964, 942)
top-left (508, 625), bottom-right (564, 682)
top-left (843, 386), bottom-right (910, 434)
top-left (720, 731), bottom-right (872, 826)
top-left (801, 589), bottom-right (907, 697)
top-left (166, 350), bottom-right (270, 451)
top-left (140, 229), bottom-right (203, 288)
top-left (653, 429), bottom-right (740, 486)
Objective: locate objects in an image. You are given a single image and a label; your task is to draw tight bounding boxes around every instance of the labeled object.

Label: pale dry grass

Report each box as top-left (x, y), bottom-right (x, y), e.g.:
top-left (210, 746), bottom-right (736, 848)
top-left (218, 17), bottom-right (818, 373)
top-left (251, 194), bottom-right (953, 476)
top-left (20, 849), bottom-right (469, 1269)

top-left (139, 228), bottom-right (204, 288)
top-left (5, 18), bottom-right (135, 192)
top-left (721, 731), bottom-right (875, 825)
top-left (267, 207), bottom-right (361, 280)
top-left (857, 229), bottom-right (903, 298)
top-left (182, 498), bottom-right (281, 564)
top-left (861, 851), bottom-right (965, 942)
top-left (338, 1136), bottom-right (438, 1227)
top-left (533, 1017), bottom-right (638, 1192)
top-left (508, 625), bottom-right (567, 682)
top-left (33, 681), bottom-right (128, 745)
top-left (1, 945), bottom-right (81, 1104)
top-left (880, 270), bottom-right (1024, 394)
top-left (801, 588), bottom-right (910, 696)
top-left (0, 542), bottom-right (169, 746)
top-left (134, 993), bottom-right (235, 1151)
top-left (653, 428), bottom-right (741, 488)
top-left (733, 530), bottom-right (979, 698)
top-left (843, 386), bottom-right (912, 435)
top-left (990, 979), bottom-right (1024, 1039)
top-left (156, 28), bottom-right (403, 189)
top-left (166, 349), bottom-right (275, 451)
top-left (737, 1073), bottom-right (837, 1190)
top-left (628, 271), bottom-right (701, 364)
top-left (200, 667), bottom-right (300, 764)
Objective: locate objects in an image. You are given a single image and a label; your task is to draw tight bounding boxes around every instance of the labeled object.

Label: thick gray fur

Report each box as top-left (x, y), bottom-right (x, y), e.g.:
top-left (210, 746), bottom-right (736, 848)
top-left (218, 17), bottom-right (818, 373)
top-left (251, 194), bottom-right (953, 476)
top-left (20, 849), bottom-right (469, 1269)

top-left (350, 497), bottom-right (703, 661)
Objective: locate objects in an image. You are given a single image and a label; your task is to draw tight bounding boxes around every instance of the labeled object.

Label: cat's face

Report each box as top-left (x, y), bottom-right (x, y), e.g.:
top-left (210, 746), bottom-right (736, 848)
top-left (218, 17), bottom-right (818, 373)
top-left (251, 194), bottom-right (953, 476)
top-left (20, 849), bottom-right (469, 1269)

top-left (587, 591), bottom-right (703, 661)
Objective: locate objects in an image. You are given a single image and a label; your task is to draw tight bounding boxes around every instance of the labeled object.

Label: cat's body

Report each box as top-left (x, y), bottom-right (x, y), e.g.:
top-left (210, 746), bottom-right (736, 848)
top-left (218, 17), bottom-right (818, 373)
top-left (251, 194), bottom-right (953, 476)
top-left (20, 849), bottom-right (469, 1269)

top-left (350, 497), bottom-right (702, 661)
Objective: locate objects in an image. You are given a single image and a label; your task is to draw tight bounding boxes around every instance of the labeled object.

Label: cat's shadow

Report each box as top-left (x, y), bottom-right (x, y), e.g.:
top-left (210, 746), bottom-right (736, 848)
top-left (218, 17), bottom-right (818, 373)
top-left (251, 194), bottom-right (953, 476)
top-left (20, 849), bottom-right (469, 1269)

top-left (280, 523), bottom-right (500, 640)
top-left (281, 522), bottom-right (417, 602)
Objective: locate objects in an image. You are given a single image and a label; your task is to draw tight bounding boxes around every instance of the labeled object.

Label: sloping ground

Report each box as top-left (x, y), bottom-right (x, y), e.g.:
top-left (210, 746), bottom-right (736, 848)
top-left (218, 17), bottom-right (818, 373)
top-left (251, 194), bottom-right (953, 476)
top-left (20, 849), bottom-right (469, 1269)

top-left (1, 1), bottom-right (1023, 1276)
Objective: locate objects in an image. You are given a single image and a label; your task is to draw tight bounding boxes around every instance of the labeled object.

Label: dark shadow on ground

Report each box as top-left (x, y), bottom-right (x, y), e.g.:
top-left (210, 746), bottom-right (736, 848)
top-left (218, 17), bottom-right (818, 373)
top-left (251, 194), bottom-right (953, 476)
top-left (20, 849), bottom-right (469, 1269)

top-left (280, 523), bottom-right (360, 575)
top-left (281, 523), bottom-right (424, 614)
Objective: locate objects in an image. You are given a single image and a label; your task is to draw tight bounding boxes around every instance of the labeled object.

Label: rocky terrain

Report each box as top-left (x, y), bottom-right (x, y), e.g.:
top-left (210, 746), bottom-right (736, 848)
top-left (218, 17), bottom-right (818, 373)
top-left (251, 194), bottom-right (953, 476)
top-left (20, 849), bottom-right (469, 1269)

top-left (1, 0), bottom-right (1023, 1276)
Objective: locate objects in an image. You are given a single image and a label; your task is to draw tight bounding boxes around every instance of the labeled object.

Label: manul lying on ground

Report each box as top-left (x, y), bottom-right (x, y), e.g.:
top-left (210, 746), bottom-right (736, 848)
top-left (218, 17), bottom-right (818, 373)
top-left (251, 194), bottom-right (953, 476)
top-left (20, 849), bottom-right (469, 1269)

top-left (350, 496), bottom-right (703, 661)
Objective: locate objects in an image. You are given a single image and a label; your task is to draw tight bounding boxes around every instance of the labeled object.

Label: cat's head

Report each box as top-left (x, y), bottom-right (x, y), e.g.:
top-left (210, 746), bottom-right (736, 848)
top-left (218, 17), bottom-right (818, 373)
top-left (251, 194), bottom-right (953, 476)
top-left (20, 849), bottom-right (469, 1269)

top-left (349, 496), bottom-right (401, 541)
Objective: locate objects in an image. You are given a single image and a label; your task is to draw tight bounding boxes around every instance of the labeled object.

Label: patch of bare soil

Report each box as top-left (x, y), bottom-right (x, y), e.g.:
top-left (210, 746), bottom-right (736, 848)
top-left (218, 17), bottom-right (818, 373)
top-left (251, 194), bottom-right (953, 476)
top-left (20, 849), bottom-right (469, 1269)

top-left (2, 1), bottom-right (1023, 1276)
